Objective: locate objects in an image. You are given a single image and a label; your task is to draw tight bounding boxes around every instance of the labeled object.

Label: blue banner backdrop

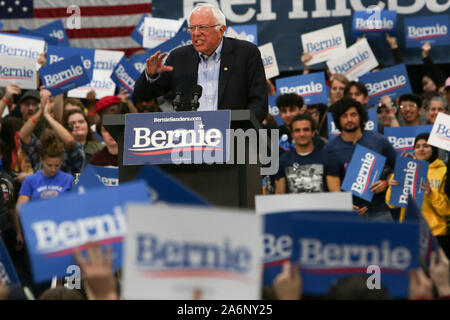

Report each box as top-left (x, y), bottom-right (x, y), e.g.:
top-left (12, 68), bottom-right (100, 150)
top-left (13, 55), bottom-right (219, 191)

top-left (152, 0), bottom-right (450, 72)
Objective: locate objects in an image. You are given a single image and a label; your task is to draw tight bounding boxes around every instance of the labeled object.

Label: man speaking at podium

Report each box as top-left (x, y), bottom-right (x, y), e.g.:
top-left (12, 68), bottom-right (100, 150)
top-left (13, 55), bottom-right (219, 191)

top-left (133, 3), bottom-right (268, 123)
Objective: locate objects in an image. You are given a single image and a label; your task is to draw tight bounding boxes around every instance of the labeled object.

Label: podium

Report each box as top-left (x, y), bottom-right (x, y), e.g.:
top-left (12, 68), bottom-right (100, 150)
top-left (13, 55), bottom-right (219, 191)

top-left (103, 110), bottom-right (265, 209)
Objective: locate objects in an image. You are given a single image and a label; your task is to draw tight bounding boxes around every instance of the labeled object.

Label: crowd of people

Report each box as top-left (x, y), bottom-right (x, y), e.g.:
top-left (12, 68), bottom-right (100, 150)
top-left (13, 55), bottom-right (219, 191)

top-left (0, 3), bottom-right (449, 301)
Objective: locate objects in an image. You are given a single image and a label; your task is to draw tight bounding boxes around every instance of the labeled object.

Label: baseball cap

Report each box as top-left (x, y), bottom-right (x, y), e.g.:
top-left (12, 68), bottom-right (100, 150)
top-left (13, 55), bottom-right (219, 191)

top-left (94, 96), bottom-right (121, 113)
top-left (18, 90), bottom-right (40, 104)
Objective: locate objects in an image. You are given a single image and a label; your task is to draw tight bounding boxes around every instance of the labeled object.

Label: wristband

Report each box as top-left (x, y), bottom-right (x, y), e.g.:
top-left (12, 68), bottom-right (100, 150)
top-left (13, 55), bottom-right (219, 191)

top-left (87, 111), bottom-right (96, 116)
top-left (30, 116), bottom-right (38, 125)
top-left (1, 97), bottom-right (10, 105)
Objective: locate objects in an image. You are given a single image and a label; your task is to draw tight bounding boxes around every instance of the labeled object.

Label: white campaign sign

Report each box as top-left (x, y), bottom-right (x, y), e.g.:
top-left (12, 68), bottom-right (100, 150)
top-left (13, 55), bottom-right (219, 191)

top-left (427, 112), bottom-right (450, 152)
top-left (123, 204), bottom-right (263, 300)
top-left (142, 17), bottom-right (183, 49)
top-left (0, 55), bottom-right (37, 90)
top-left (255, 192), bottom-right (353, 215)
top-left (94, 49), bottom-right (124, 76)
top-left (301, 24), bottom-right (347, 66)
top-left (259, 42), bottom-right (279, 79)
top-left (327, 38), bottom-right (378, 81)
top-left (68, 69), bottom-right (116, 99)
top-left (0, 33), bottom-right (46, 70)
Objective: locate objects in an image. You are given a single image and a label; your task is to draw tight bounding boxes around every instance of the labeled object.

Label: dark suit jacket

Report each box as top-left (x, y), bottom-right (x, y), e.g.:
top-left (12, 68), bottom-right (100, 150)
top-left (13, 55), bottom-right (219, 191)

top-left (133, 37), bottom-right (268, 123)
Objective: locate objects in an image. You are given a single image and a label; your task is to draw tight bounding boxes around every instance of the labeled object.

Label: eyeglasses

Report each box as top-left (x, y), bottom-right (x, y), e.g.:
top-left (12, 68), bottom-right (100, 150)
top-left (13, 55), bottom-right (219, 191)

top-left (399, 103), bottom-right (418, 109)
top-left (187, 24), bottom-right (219, 33)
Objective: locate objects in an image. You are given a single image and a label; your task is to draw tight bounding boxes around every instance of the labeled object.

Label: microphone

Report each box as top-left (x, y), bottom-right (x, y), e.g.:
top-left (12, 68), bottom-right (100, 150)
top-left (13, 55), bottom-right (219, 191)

top-left (172, 85), bottom-right (183, 111)
top-left (190, 84), bottom-right (203, 111)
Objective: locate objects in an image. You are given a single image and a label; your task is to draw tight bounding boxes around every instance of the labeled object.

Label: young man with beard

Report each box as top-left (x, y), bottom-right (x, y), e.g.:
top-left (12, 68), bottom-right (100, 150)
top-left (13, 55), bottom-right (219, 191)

top-left (274, 113), bottom-right (340, 194)
top-left (325, 98), bottom-right (397, 221)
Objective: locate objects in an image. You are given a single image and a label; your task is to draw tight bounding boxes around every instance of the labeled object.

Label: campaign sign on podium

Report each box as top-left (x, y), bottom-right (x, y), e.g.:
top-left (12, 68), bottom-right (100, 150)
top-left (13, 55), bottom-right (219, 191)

top-left (124, 111), bottom-right (231, 165)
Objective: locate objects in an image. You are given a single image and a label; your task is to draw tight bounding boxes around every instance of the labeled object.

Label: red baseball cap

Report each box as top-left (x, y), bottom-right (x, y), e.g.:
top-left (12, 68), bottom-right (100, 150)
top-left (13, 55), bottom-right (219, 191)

top-left (94, 96), bottom-right (120, 113)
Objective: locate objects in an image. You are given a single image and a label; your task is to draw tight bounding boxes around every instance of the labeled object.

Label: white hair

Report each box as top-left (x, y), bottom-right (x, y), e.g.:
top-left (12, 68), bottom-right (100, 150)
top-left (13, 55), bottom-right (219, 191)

top-left (188, 3), bottom-right (226, 29)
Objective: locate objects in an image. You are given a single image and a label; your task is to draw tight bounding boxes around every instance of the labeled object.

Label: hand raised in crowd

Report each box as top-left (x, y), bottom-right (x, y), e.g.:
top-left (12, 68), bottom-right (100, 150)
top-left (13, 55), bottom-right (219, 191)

top-left (4, 83), bottom-right (21, 102)
top-left (421, 42), bottom-right (431, 59)
top-left (429, 248), bottom-right (450, 298)
top-left (86, 89), bottom-right (96, 104)
top-left (301, 52), bottom-right (312, 75)
top-left (74, 242), bottom-right (118, 300)
top-left (273, 261), bottom-right (302, 300)
top-left (385, 33), bottom-right (398, 50)
top-left (39, 85), bottom-right (51, 106)
top-left (409, 268), bottom-right (433, 300)
top-left (145, 50), bottom-right (173, 78)
top-left (119, 88), bottom-right (130, 103)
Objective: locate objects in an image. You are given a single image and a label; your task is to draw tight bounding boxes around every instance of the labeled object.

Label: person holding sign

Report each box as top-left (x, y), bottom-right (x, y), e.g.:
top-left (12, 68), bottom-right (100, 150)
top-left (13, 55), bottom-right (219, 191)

top-left (386, 133), bottom-right (449, 257)
top-left (274, 113), bottom-right (340, 194)
top-left (325, 98), bottom-right (397, 221)
top-left (133, 4), bottom-right (268, 122)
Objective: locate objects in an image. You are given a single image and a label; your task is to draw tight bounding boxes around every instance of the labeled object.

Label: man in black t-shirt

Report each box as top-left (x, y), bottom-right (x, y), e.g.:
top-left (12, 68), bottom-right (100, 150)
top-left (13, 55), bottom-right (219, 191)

top-left (274, 114), bottom-right (340, 194)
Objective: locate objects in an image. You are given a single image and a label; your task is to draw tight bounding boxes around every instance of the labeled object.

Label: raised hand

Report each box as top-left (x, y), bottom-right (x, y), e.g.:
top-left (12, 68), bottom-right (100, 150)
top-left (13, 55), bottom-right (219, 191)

top-left (145, 51), bottom-right (174, 77)
top-left (4, 83), bottom-right (21, 102)
top-left (74, 242), bottom-right (118, 300)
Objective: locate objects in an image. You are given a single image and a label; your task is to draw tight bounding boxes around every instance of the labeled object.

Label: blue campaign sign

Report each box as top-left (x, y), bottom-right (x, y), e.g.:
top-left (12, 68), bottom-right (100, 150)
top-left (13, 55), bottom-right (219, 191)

top-left (110, 56), bottom-right (141, 94)
top-left (390, 157), bottom-right (429, 208)
top-left (262, 210), bottom-right (357, 286)
top-left (0, 236), bottom-right (20, 285)
top-left (268, 95), bottom-right (283, 126)
top-left (129, 51), bottom-right (149, 74)
top-left (39, 55), bottom-right (90, 96)
top-left (124, 111), bottom-right (231, 165)
top-left (341, 144), bottom-right (387, 202)
top-left (130, 14), bottom-right (149, 46)
top-left (152, 1), bottom-right (450, 72)
top-left (276, 72), bottom-right (329, 105)
top-left (47, 46), bottom-right (95, 80)
top-left (360, 64), bottom-right (412, 107)
top-left (72, 165), bottom-right (105, 194)
top-left (137, 165), bottom-right (209, 206)
top-left (147, 20), bottom-right (191, 57)
top-left (353, 10), bottom-right (397, 38)
top-left (18, 27), bottom-right (59, 46)
top-left (35, 20), bottom-right (70, 47)
top-left (366, 108), bottom-right (378, 132)
top-left (91, 165), bottom-right (118, 187)
top-left (405, 195), bottom-right (440, 267)
top-left (404, 15), bottom-right (450, 48)
top-left (290, 214), bottom-right (420, 298)
top-left (263, 212), bottom-right (293, 286)
top-left (385, 125), bottom-right (433, 155)
top-left (327, 113), bottom-right (341, 141)
top-left (20, 181), bottom-right (150, 283)
top-left (228, 24), bottom-right (258, 45)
